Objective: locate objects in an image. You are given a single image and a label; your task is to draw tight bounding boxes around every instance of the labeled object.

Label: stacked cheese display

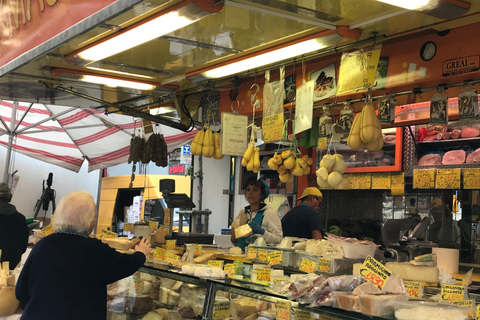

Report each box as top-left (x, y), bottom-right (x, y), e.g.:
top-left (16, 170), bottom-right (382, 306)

top-left (316, 154), bottom-right (346, 188)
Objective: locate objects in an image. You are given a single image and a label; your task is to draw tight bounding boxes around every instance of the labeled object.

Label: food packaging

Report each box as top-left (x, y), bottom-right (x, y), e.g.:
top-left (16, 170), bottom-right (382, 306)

top-left (430, 89), bottom-right (449, 125)
top-left (378, 93), bottom-right (396, 124)
top-left (458, 83), bottom-right (479, 120)
top-left (339, 104), bottom-right (354, 133)
top-left (328, 239), bottom-right (376, 259)
top-left (394, 300), bottom-right (470, 320)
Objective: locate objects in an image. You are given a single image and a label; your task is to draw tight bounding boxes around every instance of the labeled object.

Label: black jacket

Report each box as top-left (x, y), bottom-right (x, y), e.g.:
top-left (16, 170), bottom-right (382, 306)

top-left (0, 202), bottom-right (28, 269)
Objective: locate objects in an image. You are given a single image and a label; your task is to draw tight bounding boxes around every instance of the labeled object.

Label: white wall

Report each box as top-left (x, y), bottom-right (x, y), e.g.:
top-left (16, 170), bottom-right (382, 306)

top-left (0, 147), bottom-right (100, 218)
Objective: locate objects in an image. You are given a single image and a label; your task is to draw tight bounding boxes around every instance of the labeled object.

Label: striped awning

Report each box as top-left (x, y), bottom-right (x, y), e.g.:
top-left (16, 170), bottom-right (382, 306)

top-left (0, 101), bottom-right (197, 172)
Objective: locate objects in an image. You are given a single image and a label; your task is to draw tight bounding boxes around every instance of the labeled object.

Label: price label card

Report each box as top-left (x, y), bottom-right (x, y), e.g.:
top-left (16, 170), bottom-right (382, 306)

top-left (463, 268), bottom-right (474, 286)
top-left (166, 240), bottom-right (176, 250)
top-left (100, 229), bottom-right (117, 239)
top-left (268, 250), bottom-right (282, 265)
top-left (163, 225), bottom-right (170, 234)
top-left (213, 301), bottom-right (231, 320)
top-left (154, 247), bottom-right (166, 260)
top-left (273, 278), bottom-right (288, 284)
top-left (336, 175), bottom-right (352, 190)
top-left (194, 244), bottom-right (202, 256)
top-left (441, 284), bottom-right (466, 301)
top-left (149, 221), bottom-right (158, 230)
top-left (391, 172), bottom-right (405, 185)
top-left (256, 268), bottom-right (271, 281)
top-left (476, 304), bottom-right (480, 320)
top-left (247, 248), bottom-right (257, 260)
top-left (318, 259), bottom-right (331, 273)
top-left (359, 256), bottom-right (392, 290)
top-left (123, 223), bottom-right (133, 232)
top-left (41, 224), bottom-right (55, 236)
top-left (353, 174), bottom-right (371, 189)
top-left (294, 309), bottom-right (313, 320)
top-left (450, 300), bottom-right (475, 319)
top-left (258, 249), bottom-right (268, 262)
top-left (208, 260), bottom-right (224, 268)
top-left (337, 48), bottom-right (382, 94)
top-left (276, 299), bottom-right (291, 320)
top-left (404, 281), bottom-right (422, 298)
top-left (224, 263), bottom-right (235, 275)
top-left (372, 173), bottom-right (391, 189)
top-left (262, 113), bottom-right (285, 142)
top-left (413, 169), bottom-right (436, 189)
top-left (464, 169), bottom-right (480, 189)
top-left (164, 208), bottom-right (171, 225)
top-left (165, 252), bottom-right (179, 265)
top-left (299, 258), bottom-right (317, 273)
top-left (435, 169), bottom-right (461, 189)
top-left (134, 278), bottom-right (142, 291)
top-left (318, 137), bottom-right (328, 150)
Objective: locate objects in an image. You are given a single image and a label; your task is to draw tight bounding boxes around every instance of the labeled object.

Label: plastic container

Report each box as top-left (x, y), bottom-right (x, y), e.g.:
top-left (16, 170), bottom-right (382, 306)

top-left (394, 300), bottom-right (470, 320)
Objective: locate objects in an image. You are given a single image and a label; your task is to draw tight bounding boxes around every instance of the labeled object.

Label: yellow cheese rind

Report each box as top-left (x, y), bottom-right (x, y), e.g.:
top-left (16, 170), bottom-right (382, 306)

top-left (235, 224), bottom-right (253, 239)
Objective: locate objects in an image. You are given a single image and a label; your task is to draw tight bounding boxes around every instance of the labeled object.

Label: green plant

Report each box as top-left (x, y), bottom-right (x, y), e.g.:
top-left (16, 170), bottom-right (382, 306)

top-left (185, 166), bottom-right (203, 180)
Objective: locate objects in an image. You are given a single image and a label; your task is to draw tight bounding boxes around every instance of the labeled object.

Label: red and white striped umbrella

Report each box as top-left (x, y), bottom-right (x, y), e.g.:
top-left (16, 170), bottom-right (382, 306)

top-left (0, 101), bottom-right (197, 174)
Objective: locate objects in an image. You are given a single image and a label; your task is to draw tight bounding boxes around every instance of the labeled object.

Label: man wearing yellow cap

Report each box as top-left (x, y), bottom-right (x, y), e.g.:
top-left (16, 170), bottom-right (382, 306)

top-left (281, 187), bottom-right (324, 239)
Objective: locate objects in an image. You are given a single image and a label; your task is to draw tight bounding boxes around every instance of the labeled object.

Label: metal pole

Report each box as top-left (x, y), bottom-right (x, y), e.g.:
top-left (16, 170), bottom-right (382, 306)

top-left (3, 101), bottom-right (17, 183)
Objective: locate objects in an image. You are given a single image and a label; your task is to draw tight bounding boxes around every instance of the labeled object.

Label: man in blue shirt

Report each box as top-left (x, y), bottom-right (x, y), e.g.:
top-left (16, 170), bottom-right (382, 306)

top-left (281, 187), bottom-right (323, 239)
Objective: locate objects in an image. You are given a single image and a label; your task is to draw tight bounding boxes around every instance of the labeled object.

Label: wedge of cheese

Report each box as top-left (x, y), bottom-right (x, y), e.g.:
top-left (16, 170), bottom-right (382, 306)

top-left (336, 294), bottom-right (359, 312)
top-left (357, 294), bottom-right (409, 317)
top-left (385, 262), bottom-right (439, 283)
top-left (235, 224), bottom-right (253, 239)
top-left (194, 252), bottom-right (216, 264)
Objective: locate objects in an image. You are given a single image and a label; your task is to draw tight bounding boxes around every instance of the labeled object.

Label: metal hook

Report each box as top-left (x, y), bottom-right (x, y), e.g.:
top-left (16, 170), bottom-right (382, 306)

top-left (250, 84), bottom-right (260, 108)
top-left (231, 100), bottom-right (239, 113)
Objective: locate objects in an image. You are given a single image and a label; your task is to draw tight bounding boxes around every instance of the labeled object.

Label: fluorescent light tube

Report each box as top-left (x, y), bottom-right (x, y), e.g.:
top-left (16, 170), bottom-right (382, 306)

top-left (86, 67), bottom-right (153, 79)
top-left (376, 0), bottom-right (438, 10)
top-left (149, 106), bottom-right (176, 115)
top-left (81, 75), bottom-right (156, 90)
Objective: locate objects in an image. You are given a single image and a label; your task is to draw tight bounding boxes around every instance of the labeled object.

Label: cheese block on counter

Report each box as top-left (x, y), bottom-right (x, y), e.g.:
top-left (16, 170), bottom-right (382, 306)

top-left (353, 282), bottom-right (382, 295)
top-left (357, 294), bottom-right (409, 317)
top-left (194, 252), bottom-right (216, 264)
top-left (385, 262), bottom-right (439, 283)
top-left (233, 297), bottom-right (258, 319)
top-left (102, 238), bottom-right (139, 251)
top-left (336, 293), bottom-right (359, 312)
top-left (0, 286), bottom-right (19, 317)
top-left (235, 224), bottom-right (253, 239)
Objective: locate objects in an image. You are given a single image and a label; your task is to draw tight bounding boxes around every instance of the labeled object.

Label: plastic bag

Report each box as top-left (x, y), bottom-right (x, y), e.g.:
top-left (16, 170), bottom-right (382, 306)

top-left (378, 93), bottom-right (396, 124)
top-left (430, 88), bottom-right (448, 125)
top-left (294, 79), bottom-right (315, 134)
top-left (263, 67), bottom-right (286, 118)
top-left (318, 110), bottom-right (333, 137)
top-left (458, 83), bottom-right (479, 120)
top-left (339, 103), bottom-right (354, 133)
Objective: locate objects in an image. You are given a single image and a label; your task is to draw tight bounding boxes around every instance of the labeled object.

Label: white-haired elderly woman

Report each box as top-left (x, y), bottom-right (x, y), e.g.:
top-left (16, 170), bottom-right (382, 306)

top-left (16, 191), bottom-right (151, 320)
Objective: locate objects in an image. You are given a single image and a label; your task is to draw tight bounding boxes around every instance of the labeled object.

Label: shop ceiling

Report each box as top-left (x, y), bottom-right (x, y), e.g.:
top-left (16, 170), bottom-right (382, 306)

top-left (0, 0), bottom-right (479, 131)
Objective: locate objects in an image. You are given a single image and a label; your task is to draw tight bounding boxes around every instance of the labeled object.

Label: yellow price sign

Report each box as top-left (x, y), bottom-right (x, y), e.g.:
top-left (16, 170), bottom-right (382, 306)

top-left (413, 169), bottom-right (436, 189)
top-left (317, 137), bottom-right (328, 150)
top-left (450, 300), bottom-right (475, 319)
top-left (441, 284), bottom-right (466, 301)
top-left (164, 208), bottom-right (171, 225)
top-left (99, 229), bottom-right (117, 239)
top-left (247, 248), bottom-right (257, 260)
top-left (213, 301), bottom-right (231, 320)
top-left (224, 263), bottom-right (235, 275)
top-left (464, 169), bottom-right (480, 189)
top-left (194, 244), bottom-right (202, 256)
top-left (435, 169), bottom-right (461, 189)
top-left (258, 249), bottom-right (268, 262)
top-left (463, 268), bottom-right (473, 286)
top-left (165, 252), bottom-right (179, 265)
top-left (275, 300), bottom-right (291, 320)
top-left (391, 172), bottom-right (405, 185)
top-left (166, 240), bottom-right (176, 250)
top-left (299, 258), bottom-right (316, 274)
top-left (256, 268), bottom-right (271, 281)
top-left (208, 260), bottom-right (224, 268)
top-left (163, 225), bottom-right (170, 234)
top-left (154, 247), bottom-right (166, 260)
top-left (476, 304), bottom-right (480, 320)
top-left (262, 113), bottom-right (284, 142)
top-left (149, 221), bottom-right (158, 230)
top-left (371, 173), bottom-right (391, 189)
top-left (294, 309), bottom-right (313, 320)
top-left (404, 281), bottom-right (422, 298)
top-left (123, 223), bottom-right (133, 232)
top-left (41, 224), bottom-right (55, 236)
top-left (359, 256), bottom-right (392, 290)
top-left (133, 278), bottom-right (142, 291)
top-left (268, 250), bottom-right (282, 265)
top-left (318, 259), bottom-right (331, 273)
top-left (337, 48), bottom-right (382, 94)
top-left (336, 175), bottom-right (352, 190)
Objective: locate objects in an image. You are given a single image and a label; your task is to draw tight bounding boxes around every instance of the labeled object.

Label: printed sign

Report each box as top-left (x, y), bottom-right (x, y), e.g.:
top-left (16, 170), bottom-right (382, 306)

top-left (391, 172), bottom-right (405, 196)
top-left (336, 175), bottom-right (352, 190)
top-left (262, 113), bottom-right (285, 142)
top-left (165, 252), bottom-right (179, 265)
top-left (299, 258), bottom-right (317, 273)
top-left (41, 224), bottom-right (55, 236)
top-left (194, 244), bottom-right (202, 256)
top-left (441, 284), bottom-right (466, 301)
top-left (154, 248), bottom-right (166, 261)
top-left (256, 268), bottom-right (271, 281)
top-left (149, 221), bottom-right (158, 230)
top-left (318, 259), bottom-right (331, 273)
top-left (268, 250), bottom-right (282, 265)
top-left (353, 173), bottom-right (372, 189)
top-left (221, 112), bottom-right (248, 156)
top-left (166, 240), bottom-right (176, 250)
top-left (99, 229), bottom-right (117, 239)
top-left (359, 256), bottom-right (392, 290)
top-left (371, 173), bottom-right (391, 189)
top-left (258, 249), bottom-right (268, 262)
top-left (123, 223), bottom-right (133, 232)
top-left (435, 169), bottom-right (461, 189)
top-left (213, 301), bottom-right (231, 320)
top-left (404, 281), bottom-right (422, 298)
top-left (208, 260), bottom-right (224, 268)
top-left (450, 300), bottom-right (475, 319)
top-left (464, 169), bottom-right (480, 189)
top-left (413, 169), bottom-right (436, 189)
top-left (443, 55), bottom-right (480, 77)
top-left (337, 49), bottom-right (382, 94)
top-left (294, 309), bottom-right (313, 320)
top-left (247, 248), bottom-right (258, 260)
top-left (276, 300), bottom-right (291, 320)
top-left (317, 137), bottom-right (328, 150)
top-left (224, 263), bottom-right (235, 275)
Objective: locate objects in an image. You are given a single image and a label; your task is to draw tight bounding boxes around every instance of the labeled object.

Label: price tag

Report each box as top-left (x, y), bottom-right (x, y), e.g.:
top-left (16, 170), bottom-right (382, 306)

top-left (258, 249), bottom-right (268, 262)
top-left (476, 304), bottom-right (480, 320)
top-left (294, 309), bottom-right (313, 320)
top-left (194, 244), bottom-right (202, 256)
top-left (165, 252), bottom-right (179, 265)
top-left (41, 224), bottom-right (55, 236)
top-left (224, 263), bottom-right (235, 275)
top-left (100, 229), bottom-right (117, 239)
top-left (318, 259), bottom-right (331, 273)
top-left (134, 278), bottom-right (142, 291)
top-left (464, 169), bottom-right (480, 189)
top-left (268, 250), bottom-right (282, 265)
top-left (123, 223), bottom-right (133, 232)
top-left (247, 248), bottom-right (257, 260)
top-left (154, 247), bottom-right (166, 260)
top-left (318, 137), bottom-right (328, 150)
top-left (336, 175), bottom-right (352, 190)
top-left (273, 278), bottom-right (287, 284)
top-left (450, 300), bottom-right (475, 319)
top-left (413, 169), bottom-right (436, 189)
top-left (213, 301), bottom-right (231, 320)
top-left (353, 174), bottom-right (371, 189)
top-left (149, 221), bottom-right (158, 230)
top-left (256, 268), bottom-right (271, 281)
top-left (275, 299), bottom-right (291, 320)
top-left (435, 169), bottom-right (461, 189)
top-left (164, 208), bottom-right (171, 225)
top-left (337, 48), bottom-right (381, 94)
top-left (163, 225), bottom-right (170, 234)
top-left (359, 256), bottom-right (392, 290)
top-left (262, 113), bottom-right (284, 142)
top-left (391, 172), bottom-right (405, 185)
top-left (441, 284), bottom-right (466, 301)
top-left (299, 258), bottom-right (317, 273)
top-left (372, 173), bottom-right (391, 189)
top-left (166, 240), bottom-right (176, 250)
top-left (404, 281), bottom-right (422, 298)
top-left (208, 260), bottom-right (224, 268)
top-left (463, 268), bottom-right (474, 286)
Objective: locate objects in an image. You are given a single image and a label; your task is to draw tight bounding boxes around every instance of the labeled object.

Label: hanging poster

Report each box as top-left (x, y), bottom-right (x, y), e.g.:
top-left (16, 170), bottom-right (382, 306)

top-left (374, 57), bottom-right (389, 90)
top-left (284, 74), bottom-right (296, 104)
top-left (337, 48), bottom-right (382, 95)
top-left (294, 80), bottom-right (315, 134)
top-left (309, 63), bottom-right (337, 103)
top-left (221, 112), bottom-right (248, 156)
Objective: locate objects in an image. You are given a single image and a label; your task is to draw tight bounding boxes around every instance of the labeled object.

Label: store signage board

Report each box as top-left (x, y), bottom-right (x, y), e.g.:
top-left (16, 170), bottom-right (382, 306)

top-left (221, 112), bottom-right (248, 156)
top-left (0, 0), bottom-right (142, 76)
top-left (165, 252), bottom-right (179, 265)
top-left (391, 172), bottom-right (405, 195)
top-left (372, 173), bottom-right (391, 189)
top-left (41, 224), bottom-right (54, 236)
top-left (262, 113), bottom-right (285, 142)
top-left (435, 169), bottom-right (461, 189)
top-left (256, 268), bottom-right (271, 281)
top-left (413, 169), bottom-right (435, 189)
top-left (441, 284), bottom-right (467, 301)
top-left (442, 55), bottom-right (480, 77)
top-left (336, 174), bottom-right (352, 190)
top-left (337, 48), bottom-right (382, 95)
top-left (257, 249), bottom-right (268, 262)
top-left (354, 173), bottom-right (372, 189)
top-left (166, 240), bottom-right (176, 250)
top-left (359, 256), bottom-right (392, 290)
top-left (208, 260), bottom-right (223, 268)
top-left (464, 169), bottom-right (480, 189)
top-left (154, 248), bottom-right (166, 261)
top-left (294, 309), bottom-right (313, 320)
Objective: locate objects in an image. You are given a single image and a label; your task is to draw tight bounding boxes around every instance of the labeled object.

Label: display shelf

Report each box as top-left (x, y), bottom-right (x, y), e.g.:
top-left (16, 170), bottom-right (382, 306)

top-left (417, 136), bottom-right (480, 150)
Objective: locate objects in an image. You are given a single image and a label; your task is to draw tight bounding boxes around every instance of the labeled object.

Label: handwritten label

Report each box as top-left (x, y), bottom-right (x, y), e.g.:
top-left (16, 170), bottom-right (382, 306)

top-left (464, 169), bottom-right (480, 189)
top-left (436, 169), bottom-right (461, 189)
top-left (404, 281), bottom-right (422, 298)
top-left (41, 224), bottom-right (54, 236)
top-left (166, 240), bottom-right (176, 250)
top-left (299, 258), bottom-right (317, 273)
top-left (318, 259), bottom-right (331, 273)
top-left (317, 137), bottom-right (328, 150)
top-left (336, 175), bottom-right (352, 190)
top-left (258, 249), bottom-right (268, 262)
top-left (163, 225), bottom-right (170, 234)
top-left (413, 169), bottom-right (435, 189)
top-left (441, 284), bottom-right (466, 301)
top-left (262, 113), bottom-right (285, 142)
top-left (213, 301), bottom-right (231, 320)
top-left (273, 278), bottom-right (288, 284)
top-left (391, 172), bottom-right (405, 185)
top-left (276, 300), bottom-right (291, 320)
top-left (337, 49), bottom-right (382, 94)
top-left (476, 304), bottom-right (480, 320)
top-left (268, 250), bottom-right (282, 265)
top-left (450, 300), bottom-right (475, 319)
top-left (463, 268), bottom-right (474, 286)
top-left (154, 247), bottom-right (166, 260)
top-left (294, 309), bottom-right (313, 320)
top-left (371, 173), bottom-right (391, 189)
top-left (359, 256), bottom-right (392, 289)
top-left (123, 223), bottom-right (133, 232)
top-left (164, 208), bottom-right (171, 225)
top-left (224, 263), bottom-right (235, 275)
top-left (149, 221), bottom-right (158, 230)
top-left (99, 229), bottom-right (117, 239)
top-left (134, 278), bottom-right (142, 291)
top-left (353, 174), bottom-right (372, 189)
top-left (194, 244), bottom-right (202, 256)
top-left (165, 252), bottom-right (179, 265)
top-left (256, 268), bottom-right (271, 281)
top-left (208, 260), bottom-right (224, 268)
top-left (247, 248), bottom-right (257, 260)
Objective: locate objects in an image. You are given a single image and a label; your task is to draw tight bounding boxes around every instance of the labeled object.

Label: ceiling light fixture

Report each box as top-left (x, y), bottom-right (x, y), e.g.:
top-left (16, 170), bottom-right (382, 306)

top-left (149, 106), bottom-right (177, 115)
top-left (86, 67), bottom-right (153, 79)
top-left (376, 0), bottom-right (470, 19)
top-left (377, 0), bottom-right (437, 10)
top-left (65, 0), bottom-right (223, 66)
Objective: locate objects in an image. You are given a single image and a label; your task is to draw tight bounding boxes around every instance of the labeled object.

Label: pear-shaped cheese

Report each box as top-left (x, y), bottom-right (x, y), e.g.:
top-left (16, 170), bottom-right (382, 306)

top-left (328, 171), bottom-right (344, 187)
